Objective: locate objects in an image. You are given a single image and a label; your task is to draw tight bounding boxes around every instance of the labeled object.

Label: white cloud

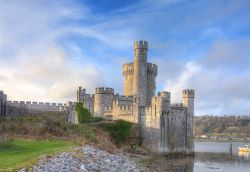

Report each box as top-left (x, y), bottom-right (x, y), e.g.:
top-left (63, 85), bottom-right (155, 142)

top-left (164, 61), bottom-right (201, 103)
top-left (161, 39), bottom-right (250, 115)
top-left (0, 45), bottom-right (103, 102)
top-left (0, 0), bottom-right (250, 116)
top-left (0, 0), bottom-right (107, 102)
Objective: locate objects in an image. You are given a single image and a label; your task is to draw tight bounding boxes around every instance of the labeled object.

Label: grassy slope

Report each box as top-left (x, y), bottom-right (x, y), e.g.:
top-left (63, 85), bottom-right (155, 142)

top-left (0, 139), bottom-right (73, 171)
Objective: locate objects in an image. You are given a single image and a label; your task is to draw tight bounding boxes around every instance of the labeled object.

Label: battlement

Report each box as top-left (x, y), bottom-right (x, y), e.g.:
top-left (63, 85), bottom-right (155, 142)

top-left (119, 105), bottom-right (132, 110)
top-left (169, 106), bottom-right (187, 115)
top-left (95, 87), bottom-right (114, 94)
top-left (151, 96), bottom-right (164, 103)
top-left (182, 89), bottom-right (195, 98)
top-left (158, 91), bottom-right (171, 101)
top-left (117, 95), bottom-right (133, 101)
top-left (84, 94), bottom-right (95, 99)
top-left (7, 100), bottom-right (66, 111)
top-left (104, 106), bottom-right (113, 111)
top-left (122, 63), bottom-right (134, 75)
top-left (133, 97), bottom-right (140, 103)
top-left (171, 103), bottom-right (183, 107)
top-left (78, 87), bottom-right (86, 94)
top-left (141, 106), bottom-right (152, 114)
top-left (113, 95), bottom-right (134, 105)
top-left (134, 40), bottom-right (148, 50)
top-left (147, 63), bottom-right (158, 76)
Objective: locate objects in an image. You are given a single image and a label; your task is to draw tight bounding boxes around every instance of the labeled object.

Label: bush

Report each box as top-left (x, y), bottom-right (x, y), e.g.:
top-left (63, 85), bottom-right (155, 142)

top-left (76, 102), bottom-right (93, 124)
top-left (106, 120), bottom-right (132, 146)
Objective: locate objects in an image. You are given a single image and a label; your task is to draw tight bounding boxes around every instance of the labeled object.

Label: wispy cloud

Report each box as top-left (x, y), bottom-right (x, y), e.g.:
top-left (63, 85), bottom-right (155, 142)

top-left (0, 0), bottom-right (250, 115)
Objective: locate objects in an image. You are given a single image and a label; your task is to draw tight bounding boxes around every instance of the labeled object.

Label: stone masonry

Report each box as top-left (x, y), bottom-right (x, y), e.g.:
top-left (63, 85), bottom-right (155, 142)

top-left (0, 90), bottom-right (77, 124)
top-left (77, 40), bottom-right (195, 155)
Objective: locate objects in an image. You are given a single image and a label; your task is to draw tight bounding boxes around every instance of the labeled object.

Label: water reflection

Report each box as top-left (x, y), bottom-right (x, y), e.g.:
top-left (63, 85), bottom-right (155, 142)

top-left (238, 151), bottom-right (250, 159)
top-left (145, 142), bottom-right (250, 172)
top-left (145, 156), bottom-right (194, 172)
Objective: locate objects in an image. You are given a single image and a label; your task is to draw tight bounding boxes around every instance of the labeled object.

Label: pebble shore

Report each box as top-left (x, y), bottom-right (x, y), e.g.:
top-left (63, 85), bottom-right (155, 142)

top-left (20, 146), bottom-right (144, 172)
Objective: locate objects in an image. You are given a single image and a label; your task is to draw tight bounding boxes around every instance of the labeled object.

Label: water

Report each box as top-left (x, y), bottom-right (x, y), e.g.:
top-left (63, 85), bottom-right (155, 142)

top-left (146, 141), bottom-right (250, 172)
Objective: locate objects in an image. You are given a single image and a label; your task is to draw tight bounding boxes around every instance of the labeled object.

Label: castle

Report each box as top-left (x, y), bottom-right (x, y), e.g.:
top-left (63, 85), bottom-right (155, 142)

top-left (77, 40), bottom-right (195, 154)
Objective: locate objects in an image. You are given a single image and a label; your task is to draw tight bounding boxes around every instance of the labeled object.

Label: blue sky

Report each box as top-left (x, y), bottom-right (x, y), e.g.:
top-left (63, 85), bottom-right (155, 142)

top-left (0, 0), bottom-right (250, 115)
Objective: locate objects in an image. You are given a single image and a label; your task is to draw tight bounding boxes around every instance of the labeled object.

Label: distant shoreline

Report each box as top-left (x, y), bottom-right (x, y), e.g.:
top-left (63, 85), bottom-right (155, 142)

top-left (195, 139), bottom-right (250, 143)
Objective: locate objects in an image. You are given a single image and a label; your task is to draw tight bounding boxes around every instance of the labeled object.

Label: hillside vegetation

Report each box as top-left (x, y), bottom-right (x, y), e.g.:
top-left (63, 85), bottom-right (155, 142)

top-left (0, 107), bottom-right (139, 170)
top-left (194, 116), bottom-right (250, 138)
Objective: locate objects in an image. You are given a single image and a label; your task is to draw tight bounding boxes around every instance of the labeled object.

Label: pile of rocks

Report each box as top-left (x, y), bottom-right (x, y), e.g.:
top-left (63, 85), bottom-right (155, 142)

top-left (20, 146), bottom-right (144, 172)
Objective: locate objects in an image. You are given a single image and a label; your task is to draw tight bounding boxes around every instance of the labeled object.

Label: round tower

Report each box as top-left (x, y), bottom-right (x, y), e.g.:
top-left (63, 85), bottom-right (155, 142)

top-left (133, 40), bottom-right (148, 106)
top-left (182, 89), bottom-right (195, 116)
top-left (182, 89), bottom-right (195, 155)
top-left (94, 87), bottom-right (114, 117)
top-left (146, 63), bottom-right (157, 106)
top-left (122, 62), bottom-right (134, 96)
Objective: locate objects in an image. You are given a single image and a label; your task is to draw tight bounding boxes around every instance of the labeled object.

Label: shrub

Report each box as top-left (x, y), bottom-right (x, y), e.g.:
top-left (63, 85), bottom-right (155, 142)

top-left (0, 115), bottom-right (97, 142)
top-left (106, 120), bottom-right (132, 146)
top-left (76, 102), bottom-right (93, 124)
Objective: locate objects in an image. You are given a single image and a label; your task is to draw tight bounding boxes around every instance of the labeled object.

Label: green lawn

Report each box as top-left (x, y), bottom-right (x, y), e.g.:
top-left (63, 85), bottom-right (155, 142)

top-left (0, 139), bottom-right (73, 171)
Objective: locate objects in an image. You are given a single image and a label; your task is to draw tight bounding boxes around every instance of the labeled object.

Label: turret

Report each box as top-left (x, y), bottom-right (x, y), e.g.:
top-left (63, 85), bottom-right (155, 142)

top-left (182, 89), bottom-right (195, 116)
top-left (94, 87), bottom-right (114, 117)
top-left (122, 62), bottom-right (134, 96)
top-left (133, 40), bottom-right (148, 106)
top-left (182, 89), bottom-right (195, 155)
top-left (158, 91), bottom-right (171, 109)
top-left (77, 86), bottom-right (86, 102)
top-left (0, 91), bottom-right (7, 116)
top-left (146, 63), bottom-right (158, 106)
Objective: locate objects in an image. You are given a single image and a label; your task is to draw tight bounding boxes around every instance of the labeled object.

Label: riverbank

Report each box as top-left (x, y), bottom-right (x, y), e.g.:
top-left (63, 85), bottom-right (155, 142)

top-left (19, 145), bottom-right (145, 172)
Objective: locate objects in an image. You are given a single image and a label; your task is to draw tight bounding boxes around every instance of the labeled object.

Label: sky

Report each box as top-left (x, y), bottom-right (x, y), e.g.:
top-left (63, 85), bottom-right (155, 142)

top-left (0, 0), bottom-right (250, 115)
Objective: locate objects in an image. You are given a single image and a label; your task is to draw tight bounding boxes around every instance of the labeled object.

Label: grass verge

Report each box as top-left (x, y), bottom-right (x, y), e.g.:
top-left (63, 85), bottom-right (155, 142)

top-left (0, 139), bottom-right (73, 171)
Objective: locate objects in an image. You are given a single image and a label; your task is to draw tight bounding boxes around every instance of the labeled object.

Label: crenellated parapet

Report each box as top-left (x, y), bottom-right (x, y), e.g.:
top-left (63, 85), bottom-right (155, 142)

top-left (182, 89), bottom-right (195, 116)
top-left (134, 40), bottom-right (148, 50)
top-left (6, 100), bottom-right (66, 111)
top-left (171, 103), bottom-right (183, 107)
top-left (94, 87), bottom-right (114, 117)
top-left (112, 103), bottom-right (136, 123)
top-left (95, 87), bottom-right (114, 94)
top-left (115, 95), bottom-right (133, 101)
top-left (182, 89), bottom-right (195, 98)
top-left (122, 62), bottom-right (134, 75)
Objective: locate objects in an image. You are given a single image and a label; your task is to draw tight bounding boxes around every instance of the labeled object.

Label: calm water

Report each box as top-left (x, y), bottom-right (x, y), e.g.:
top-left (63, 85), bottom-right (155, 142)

top-left (147, 141), bottom-right (250, 172)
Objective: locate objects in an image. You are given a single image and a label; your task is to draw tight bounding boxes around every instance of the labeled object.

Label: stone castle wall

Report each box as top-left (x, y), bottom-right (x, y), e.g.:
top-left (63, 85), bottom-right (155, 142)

top-left (5, 100), bottom-right (67, 117)
top-left (0, 90), bottom-right (77, 124)
top-left (140, 91), bottom-right (194, 154)
top-left (6, 101), bottom-right (66, 111)
top-left (0, 91), bottom-right (7, 116)
top-left (110, 97), bottom-right (140, 123)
